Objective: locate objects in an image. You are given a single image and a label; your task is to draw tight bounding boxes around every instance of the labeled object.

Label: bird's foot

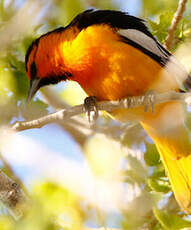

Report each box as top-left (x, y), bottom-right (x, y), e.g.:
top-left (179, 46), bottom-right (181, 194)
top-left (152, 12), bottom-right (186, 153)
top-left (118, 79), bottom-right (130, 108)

top-left (83, 96), bottom-right (99, 123)
top-left (143, 90), bottom-right (156, 113)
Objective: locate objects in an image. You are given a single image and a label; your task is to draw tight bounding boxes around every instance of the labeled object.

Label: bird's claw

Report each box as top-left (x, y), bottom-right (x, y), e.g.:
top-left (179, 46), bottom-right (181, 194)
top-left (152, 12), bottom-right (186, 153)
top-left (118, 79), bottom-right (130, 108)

top-left (83, 96), bottom-right (99, 123)
top-left (143, 90), bottom-right (156, 113)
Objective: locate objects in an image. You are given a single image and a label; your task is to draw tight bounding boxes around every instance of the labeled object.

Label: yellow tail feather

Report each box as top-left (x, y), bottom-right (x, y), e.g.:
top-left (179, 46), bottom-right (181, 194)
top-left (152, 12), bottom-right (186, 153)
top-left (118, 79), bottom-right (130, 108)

top-left (157, 145), bottom-right (191, 213)
top-left (141, 102), bottom-right (191, 213)
top-left (112, 101), bottom-right (191, 212)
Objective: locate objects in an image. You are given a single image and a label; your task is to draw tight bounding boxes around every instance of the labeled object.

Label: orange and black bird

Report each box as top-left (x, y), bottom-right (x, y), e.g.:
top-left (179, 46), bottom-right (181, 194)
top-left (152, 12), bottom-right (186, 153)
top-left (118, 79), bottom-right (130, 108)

top-left (25, 9), bottom-right (191, 213)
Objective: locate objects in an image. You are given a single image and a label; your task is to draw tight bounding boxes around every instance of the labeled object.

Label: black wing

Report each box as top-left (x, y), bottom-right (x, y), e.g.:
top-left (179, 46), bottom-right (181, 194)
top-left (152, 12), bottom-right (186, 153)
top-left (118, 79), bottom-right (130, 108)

top-left (70, 9), bottom-right (191, 90)
top-left (70, 9), bottom-right (171, 66)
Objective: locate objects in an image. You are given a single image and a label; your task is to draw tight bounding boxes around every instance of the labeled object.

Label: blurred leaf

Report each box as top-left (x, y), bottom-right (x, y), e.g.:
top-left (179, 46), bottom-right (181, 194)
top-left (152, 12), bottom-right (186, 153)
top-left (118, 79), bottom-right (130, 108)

top-left (144, 142), bottom-right (160, 166)
top-left (0, 0), bottom-right (4, 21)
top-left (154, 208), bottom-right (191, 230)
top-left (148, 11), bottom-right (191, 50)
top-left (84, 134), bottom-right (123, 178)
top-left (124, 155), bottom-right (147, 186)
top-left (5, 54), bottom-right (29, 98)
top-left (34, 182), bottom-right (76, 214)
top-left (91, 0), bottom-right (118, 9)
top-left (151, 169), bottom-right (166, 179)
top-left (122, 192), bottom-right (161, 230)
top-left (148, 178), bottom-right (171, 193)
top-left (148, 12), bottom-right (174, 43)
top-left (125, 169), bottom-right (146, 185)
top-left (20, 98), bottom-right (49, 120)
top-left (121, 124), bottom-right (145, 147)
top-left (62, 0), bottom-right (84, 23)
top-left (185, 110), bottom-right (191, 130)
top-left (0, 58), bottom-right (16, 97)
top-left (142, 0), bottom-right (178, 16)
top-left (0, 216), bottom-right (13, 230)
top-left (33, 182), bottom-right (84, 230)
top-left (50, 0), bottom-right (84, 26)
top-left (13, 70), bottom-right (29, 99)
top-left (127, 155), bottom-right (147, 179)
top-left (21, 35), bottom-right (39, 54)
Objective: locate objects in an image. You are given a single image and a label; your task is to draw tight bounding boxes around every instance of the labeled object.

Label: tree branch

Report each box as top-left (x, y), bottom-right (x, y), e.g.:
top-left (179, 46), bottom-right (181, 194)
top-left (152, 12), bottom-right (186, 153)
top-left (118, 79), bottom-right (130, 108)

top-left (0, 170), bottom-right (26, 220)
top-left (164, 0), bottom-right (188, 50)
top-left (5, 91), bottom-right (189, 221)
top-left (0, 153), bottom-right (28, 196)
top-left (12, 91), bottom-right (191, 132)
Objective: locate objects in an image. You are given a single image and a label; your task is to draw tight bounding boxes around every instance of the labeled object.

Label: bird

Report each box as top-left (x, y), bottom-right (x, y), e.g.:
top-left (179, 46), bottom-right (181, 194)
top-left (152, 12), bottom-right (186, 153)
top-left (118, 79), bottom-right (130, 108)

top-left (25, 9), bottom-right (191, 213)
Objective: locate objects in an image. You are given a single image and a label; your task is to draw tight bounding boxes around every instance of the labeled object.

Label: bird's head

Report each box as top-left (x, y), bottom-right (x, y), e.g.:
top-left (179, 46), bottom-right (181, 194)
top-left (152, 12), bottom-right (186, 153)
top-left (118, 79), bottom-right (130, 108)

top-left (25, 28), bottom-right (76, 102)
top-left (25, 9), bottom-right (158, 102)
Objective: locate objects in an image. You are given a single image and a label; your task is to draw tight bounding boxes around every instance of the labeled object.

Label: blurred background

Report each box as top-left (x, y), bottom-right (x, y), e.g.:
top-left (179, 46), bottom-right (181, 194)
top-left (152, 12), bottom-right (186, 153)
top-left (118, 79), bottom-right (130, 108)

top-left (1, 0), bottom-right (191, 229)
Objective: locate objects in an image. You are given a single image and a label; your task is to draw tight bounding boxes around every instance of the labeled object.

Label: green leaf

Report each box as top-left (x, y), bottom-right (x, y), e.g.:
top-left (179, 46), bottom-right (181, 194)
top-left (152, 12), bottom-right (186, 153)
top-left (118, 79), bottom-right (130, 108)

top-left (185, 111), bottom-right (191, 131)
top-left (154, 208), bottom-right (191, 230)
top-left (20, 98), bottom-right (49, 120)
top-left (151, 169), bottom-right (166, 179)
top-left (92, 0), bottom-right (118, 10)
top-left (142, 0), bottom-right (178, 16)
top-left (0, 0), bottom-right (4, 21)
top-left (148, 178), bottom-right (171, 193)
top-left (54, 0), bottom-right (84, 26)
top-left (125, 169), bottom-right (145, 184)
top-left (148, 12), bottom-right (174, 43)
top-left (13, 70), bottom-right (29, 99)
top-left (144, 143), bottom-right (160, 166)
top-left (0, 216), bottom-right (14, 230)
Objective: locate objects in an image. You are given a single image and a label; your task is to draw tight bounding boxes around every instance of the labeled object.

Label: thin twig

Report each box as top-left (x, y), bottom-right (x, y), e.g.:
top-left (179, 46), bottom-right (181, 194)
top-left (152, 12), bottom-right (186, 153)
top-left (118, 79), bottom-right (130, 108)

top-left (164, 0), bottom-right (188, 50)
top-left (12, 91), bottom-right (191, 132)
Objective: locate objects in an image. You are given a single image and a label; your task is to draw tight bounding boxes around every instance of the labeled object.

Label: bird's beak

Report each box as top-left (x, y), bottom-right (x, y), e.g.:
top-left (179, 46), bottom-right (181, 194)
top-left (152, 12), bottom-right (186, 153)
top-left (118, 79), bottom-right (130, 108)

top-left (27, 78), bottom-right (41, 102)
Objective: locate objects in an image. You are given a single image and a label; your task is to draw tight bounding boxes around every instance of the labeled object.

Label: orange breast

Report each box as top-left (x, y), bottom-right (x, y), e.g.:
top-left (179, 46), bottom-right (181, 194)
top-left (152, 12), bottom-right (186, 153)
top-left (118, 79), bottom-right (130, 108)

top-left (62, 25), bottom-right (179, 101)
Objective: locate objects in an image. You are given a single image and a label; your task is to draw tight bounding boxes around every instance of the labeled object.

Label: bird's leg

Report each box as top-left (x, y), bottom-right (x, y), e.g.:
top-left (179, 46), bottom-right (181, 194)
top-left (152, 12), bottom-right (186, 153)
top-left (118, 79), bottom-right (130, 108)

top-left (83, 96), bottom-right (99, 123)
top-left (143, 90), bottom-right (156, 113)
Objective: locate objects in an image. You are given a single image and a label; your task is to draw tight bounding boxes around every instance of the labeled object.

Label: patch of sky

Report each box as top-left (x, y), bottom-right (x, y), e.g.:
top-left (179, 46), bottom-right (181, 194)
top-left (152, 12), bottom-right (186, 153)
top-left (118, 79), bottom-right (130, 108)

top-left (21, 123), bottom-right (84, 162)
top-left (114, 0), bottom-right (142, 15)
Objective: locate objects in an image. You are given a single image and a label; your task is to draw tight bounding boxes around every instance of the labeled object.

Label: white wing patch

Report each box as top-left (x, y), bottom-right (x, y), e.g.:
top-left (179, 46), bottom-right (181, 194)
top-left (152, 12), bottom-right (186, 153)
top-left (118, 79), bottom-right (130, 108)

top-left (118, 29), bottom-right (189, 88)
top-left (118, 29), bottom-right (168, 59)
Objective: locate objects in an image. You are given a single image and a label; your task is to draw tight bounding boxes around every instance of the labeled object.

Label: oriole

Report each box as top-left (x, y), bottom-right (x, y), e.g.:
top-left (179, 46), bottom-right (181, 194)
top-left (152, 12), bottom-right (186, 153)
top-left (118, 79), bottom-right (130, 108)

top-left (25, 9), bottom-right (191, 213)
